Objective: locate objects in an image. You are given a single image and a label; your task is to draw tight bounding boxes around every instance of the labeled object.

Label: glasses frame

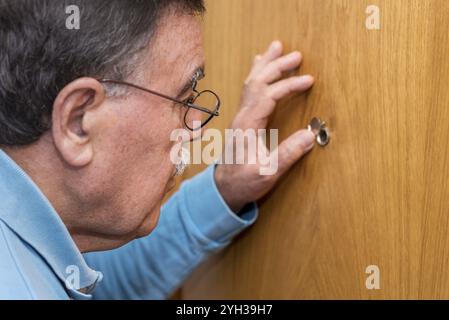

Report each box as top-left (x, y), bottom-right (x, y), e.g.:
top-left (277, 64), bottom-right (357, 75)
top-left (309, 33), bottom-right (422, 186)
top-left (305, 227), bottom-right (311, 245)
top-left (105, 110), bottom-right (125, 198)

top-left (98, 78), bottom-right (221, 131)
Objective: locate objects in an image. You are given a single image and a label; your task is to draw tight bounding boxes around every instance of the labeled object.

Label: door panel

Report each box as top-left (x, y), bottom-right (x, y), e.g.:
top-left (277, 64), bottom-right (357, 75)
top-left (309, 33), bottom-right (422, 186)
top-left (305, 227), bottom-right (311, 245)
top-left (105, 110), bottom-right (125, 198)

top-left (182, 0), bottom-right (449, 299)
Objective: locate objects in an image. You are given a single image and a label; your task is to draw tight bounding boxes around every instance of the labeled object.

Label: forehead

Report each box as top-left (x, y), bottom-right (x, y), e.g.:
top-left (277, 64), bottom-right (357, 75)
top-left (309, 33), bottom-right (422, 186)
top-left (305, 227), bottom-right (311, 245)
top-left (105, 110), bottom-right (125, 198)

top-left (142, 13), bottom-right (204, 89)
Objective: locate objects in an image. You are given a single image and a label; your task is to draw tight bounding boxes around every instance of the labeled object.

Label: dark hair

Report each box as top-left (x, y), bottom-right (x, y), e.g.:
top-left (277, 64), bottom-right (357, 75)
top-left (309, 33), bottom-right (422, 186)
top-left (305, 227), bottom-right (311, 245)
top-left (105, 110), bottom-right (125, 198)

top-left (0, 0), bottom-right (205, 146)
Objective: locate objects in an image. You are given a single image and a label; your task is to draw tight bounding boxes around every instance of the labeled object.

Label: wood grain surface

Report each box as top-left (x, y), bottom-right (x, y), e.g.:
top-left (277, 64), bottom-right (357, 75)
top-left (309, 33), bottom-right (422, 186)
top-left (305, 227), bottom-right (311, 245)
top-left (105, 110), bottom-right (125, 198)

top-left (180, 0), bottom-right (449, 299)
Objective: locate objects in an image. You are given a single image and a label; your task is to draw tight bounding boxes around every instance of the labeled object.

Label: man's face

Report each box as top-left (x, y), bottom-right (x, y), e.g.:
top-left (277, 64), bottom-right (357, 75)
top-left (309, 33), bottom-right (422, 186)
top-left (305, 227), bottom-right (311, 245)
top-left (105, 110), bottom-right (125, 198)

top-left (74, 12), bottom-right (205, 244)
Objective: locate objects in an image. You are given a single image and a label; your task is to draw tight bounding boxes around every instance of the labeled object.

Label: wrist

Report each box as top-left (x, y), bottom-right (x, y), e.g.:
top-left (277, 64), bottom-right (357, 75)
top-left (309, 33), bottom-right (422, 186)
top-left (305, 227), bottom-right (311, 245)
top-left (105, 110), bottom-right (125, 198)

top-left (214, 164), bottom-right (246, 213)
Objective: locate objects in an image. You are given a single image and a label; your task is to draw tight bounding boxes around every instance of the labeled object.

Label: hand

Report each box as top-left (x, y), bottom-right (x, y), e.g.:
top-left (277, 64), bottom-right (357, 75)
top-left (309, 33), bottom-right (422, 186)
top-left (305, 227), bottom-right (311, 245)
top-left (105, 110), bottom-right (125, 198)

top-left (214, 41), bottom-right (316, 213)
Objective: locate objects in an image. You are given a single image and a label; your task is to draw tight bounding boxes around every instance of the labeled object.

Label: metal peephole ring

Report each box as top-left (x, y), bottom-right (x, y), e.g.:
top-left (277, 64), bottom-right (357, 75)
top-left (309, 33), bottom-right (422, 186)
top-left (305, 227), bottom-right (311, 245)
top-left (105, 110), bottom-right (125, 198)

top-left (308, 117), bottom-right (330, 147)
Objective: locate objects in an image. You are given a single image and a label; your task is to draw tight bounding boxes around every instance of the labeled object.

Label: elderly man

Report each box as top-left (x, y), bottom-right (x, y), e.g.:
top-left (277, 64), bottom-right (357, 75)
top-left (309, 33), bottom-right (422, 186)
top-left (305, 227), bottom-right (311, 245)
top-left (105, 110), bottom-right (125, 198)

top-left (0, 0), bottom-right (315, 299)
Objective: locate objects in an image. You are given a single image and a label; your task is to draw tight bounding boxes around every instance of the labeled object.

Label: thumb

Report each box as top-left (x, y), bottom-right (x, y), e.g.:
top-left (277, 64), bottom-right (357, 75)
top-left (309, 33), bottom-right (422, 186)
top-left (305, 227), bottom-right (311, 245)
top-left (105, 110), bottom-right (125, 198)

top-left (273, 129), bottom-right (315, 176)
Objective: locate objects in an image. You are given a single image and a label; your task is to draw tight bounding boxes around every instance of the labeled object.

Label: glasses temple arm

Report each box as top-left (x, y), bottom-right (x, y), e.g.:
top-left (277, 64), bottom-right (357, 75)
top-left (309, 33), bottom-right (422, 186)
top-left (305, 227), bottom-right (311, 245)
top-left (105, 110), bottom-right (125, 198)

top-left (99, 79), bottom-right (220, 116)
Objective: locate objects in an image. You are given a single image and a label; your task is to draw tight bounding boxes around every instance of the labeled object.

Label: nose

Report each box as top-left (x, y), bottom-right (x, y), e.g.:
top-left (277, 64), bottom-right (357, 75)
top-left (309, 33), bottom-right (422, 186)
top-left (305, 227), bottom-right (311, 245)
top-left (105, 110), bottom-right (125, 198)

top-left (189, 126), bottom-right (204, 142)
top-left (183, 108), bottom-right (204, 142)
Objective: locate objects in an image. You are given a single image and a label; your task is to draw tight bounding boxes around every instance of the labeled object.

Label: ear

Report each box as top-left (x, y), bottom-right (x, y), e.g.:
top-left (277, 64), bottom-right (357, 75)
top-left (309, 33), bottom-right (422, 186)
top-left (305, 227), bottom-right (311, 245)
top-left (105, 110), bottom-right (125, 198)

top-left (52, 77), bottom-right (106, 167)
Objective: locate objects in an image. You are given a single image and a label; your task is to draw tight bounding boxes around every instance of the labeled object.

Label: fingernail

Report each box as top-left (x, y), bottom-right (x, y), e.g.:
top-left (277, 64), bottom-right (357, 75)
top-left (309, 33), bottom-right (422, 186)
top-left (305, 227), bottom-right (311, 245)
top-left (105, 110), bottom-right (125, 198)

top-left (295, 75), bottom-right (315, 88)
top-left (270, 41), bottom-right (281, 51)
top-left (301, 75), bottom-right (314, 83)
top-left (299, 130), bottom-right (316, 151)
top-left (286, 51), bottom-right (301, 61)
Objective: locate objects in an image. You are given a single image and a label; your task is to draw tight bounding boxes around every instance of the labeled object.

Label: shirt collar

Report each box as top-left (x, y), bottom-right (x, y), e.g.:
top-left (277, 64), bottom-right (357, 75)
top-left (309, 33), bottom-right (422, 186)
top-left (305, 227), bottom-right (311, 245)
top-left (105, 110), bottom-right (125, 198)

top-left (0, 149), bottom-right (102, 298)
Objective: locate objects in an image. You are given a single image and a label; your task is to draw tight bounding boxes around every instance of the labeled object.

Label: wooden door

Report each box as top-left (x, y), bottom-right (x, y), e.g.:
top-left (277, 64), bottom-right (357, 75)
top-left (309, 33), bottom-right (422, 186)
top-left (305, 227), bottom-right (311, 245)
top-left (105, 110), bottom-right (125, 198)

top-left (182, 0), bottom-right (449, 299)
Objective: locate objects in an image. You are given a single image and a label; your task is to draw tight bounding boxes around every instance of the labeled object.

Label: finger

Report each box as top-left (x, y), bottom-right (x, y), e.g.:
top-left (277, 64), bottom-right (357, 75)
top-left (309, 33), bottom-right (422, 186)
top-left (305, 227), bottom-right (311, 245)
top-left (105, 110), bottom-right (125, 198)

top-left (272, 129), bottom-right (315, 177)
top-left (247, 41), bottom-right (284, 81)
top-left (252, 54), bottom-right (263, 67)
top-left (267, 75), bottom-right (314, 101)
top-left (259, 41), bottom-right (283, 65)
top-left (254, 51), bottom-right (302, 84)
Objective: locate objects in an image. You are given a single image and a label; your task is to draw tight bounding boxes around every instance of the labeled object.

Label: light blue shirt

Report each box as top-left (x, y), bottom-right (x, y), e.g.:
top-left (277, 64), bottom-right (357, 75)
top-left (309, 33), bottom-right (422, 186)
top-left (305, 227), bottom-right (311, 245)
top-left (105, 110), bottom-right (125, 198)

top-left (0, 149), bottom-right (258, 300)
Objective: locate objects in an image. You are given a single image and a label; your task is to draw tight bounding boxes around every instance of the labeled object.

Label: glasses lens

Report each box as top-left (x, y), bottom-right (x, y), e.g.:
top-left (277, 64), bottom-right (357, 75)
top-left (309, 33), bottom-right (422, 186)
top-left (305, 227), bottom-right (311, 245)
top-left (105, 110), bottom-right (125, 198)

top-left (184, 91), bottom-right (218, 130)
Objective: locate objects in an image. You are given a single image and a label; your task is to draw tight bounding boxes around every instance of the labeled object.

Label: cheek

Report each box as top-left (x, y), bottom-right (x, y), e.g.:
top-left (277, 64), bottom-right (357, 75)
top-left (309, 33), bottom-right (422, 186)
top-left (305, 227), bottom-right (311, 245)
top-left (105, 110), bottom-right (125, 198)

top-left (110, 102), bottom-right (182, 185)
top-left (119, 102), bottom-right (181, 159)
top-left (118, 105), bottom-right (181, 199)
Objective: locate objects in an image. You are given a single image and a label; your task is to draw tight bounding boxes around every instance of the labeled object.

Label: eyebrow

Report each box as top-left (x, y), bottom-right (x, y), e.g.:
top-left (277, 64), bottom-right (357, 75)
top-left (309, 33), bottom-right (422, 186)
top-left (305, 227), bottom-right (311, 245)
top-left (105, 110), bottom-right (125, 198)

top-left (176, 65), bottom-right (205, 99)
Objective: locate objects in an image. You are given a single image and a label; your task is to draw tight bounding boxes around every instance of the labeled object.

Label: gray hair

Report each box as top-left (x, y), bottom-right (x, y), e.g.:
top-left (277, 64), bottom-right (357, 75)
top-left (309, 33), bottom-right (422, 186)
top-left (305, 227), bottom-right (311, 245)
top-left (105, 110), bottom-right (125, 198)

top-left (0, 0), bottom-right (205, 146)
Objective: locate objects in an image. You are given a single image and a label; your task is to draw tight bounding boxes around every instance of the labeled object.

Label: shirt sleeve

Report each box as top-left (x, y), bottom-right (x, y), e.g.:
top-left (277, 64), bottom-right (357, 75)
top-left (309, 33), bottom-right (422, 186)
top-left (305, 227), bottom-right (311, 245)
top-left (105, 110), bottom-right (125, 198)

top-left (84, 164), bottom-right (258, 300)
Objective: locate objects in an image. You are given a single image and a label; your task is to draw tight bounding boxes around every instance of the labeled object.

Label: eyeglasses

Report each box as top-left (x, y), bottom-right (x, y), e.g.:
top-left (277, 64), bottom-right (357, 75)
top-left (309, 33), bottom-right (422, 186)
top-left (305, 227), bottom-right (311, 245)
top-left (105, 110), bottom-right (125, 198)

top-left (98, 78), bottom-right (221, 131)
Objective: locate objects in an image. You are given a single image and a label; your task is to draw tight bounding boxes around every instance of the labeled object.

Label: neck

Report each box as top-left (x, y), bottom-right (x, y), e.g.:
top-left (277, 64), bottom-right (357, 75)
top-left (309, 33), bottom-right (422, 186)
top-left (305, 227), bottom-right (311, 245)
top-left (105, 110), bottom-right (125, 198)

top-left (2, 141), bottom-right (126, 253)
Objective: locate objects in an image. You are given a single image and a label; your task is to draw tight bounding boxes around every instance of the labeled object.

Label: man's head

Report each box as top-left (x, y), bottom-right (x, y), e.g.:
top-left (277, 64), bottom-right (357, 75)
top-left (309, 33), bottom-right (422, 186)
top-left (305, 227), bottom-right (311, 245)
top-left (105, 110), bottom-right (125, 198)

top-left (0, 0), bottom-right (206, 251)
